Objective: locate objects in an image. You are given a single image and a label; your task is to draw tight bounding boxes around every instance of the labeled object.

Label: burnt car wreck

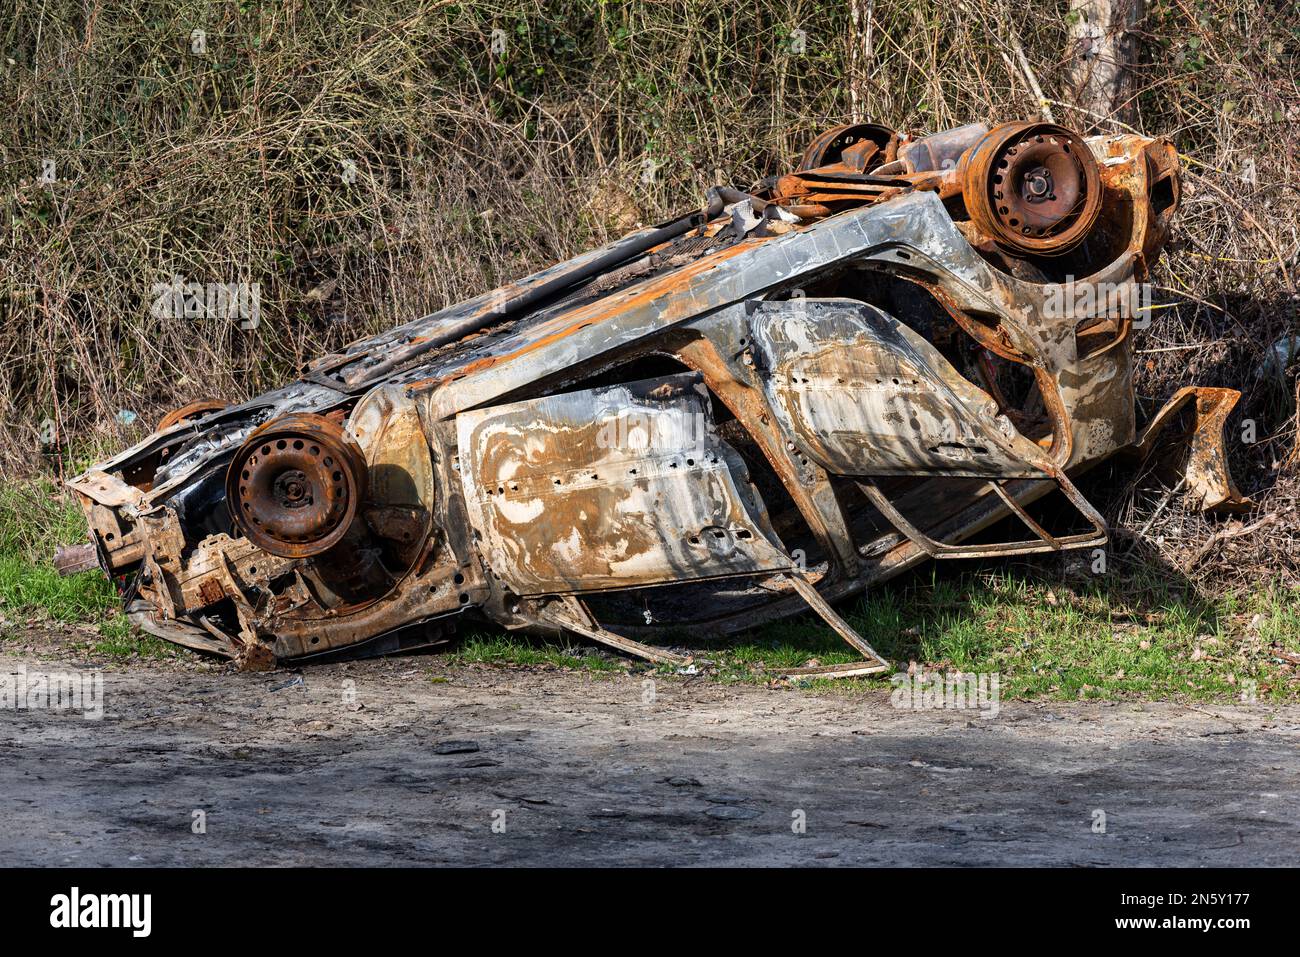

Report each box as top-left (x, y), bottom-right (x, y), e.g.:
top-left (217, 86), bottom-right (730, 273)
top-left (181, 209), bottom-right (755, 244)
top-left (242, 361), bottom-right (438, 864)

top-left (59, 120), bottom-right (1249, 675)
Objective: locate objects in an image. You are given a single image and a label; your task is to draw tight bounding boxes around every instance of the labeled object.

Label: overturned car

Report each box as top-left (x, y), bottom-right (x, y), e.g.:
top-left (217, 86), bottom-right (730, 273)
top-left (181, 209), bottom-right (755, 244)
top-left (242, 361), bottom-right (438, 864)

top-left (60, 120), bottom-right (1248, 674)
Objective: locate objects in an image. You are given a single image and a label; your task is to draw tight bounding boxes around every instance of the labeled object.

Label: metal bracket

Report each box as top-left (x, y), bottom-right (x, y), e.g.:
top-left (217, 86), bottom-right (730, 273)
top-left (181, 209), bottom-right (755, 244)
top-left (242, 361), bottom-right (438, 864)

top-left (538, 596), bottom-right (688, 666)
top-left (857, 470), bottom-right (1107, 559)
top-left (771, 573), bottom-right (891, 679)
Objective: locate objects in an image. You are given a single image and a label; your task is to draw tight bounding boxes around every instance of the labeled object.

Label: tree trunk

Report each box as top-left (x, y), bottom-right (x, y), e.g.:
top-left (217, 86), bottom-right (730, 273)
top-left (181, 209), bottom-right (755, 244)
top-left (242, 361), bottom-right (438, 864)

top-left (1067, 0), bottom-right (1144, 128)
top-left (847, 0), bottom-right (875, 122)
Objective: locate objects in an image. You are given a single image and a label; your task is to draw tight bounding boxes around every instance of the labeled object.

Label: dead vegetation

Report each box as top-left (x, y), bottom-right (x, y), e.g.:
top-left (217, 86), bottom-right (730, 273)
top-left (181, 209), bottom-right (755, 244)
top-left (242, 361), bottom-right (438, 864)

top-left (1, 0), bottom-right (1298, 588)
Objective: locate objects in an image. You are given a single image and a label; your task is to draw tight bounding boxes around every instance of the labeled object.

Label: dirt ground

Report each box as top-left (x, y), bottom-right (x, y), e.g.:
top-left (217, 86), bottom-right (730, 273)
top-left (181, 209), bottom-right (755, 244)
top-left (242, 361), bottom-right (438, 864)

top-left (2, 635), bottom-right (1298, 867)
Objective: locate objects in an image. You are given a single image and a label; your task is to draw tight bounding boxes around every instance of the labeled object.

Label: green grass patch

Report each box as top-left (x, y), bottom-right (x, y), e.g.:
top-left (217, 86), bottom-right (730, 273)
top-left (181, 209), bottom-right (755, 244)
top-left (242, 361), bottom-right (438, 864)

top-left (0, 554), bottom-right (117, 623)
top-left (446, 633), bottom-right (624, 673)
top-left (0, 477), bottom-right (139, 650)
top-left (0, 476), bottom-right (97, 566)
top-left (92, 614), bottom-right (180, 660)
top-left (437, 566), bottom-right (1300, 702)
top-left (702, 567), bottom-right (1299, 701)
top-left (0, 478), bottom-right (1295, 699)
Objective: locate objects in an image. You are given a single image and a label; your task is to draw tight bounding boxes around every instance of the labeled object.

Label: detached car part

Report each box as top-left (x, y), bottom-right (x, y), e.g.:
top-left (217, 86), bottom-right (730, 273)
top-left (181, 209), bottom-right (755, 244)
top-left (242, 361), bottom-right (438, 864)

top-left (64, 120), bottom-right (1243, 673)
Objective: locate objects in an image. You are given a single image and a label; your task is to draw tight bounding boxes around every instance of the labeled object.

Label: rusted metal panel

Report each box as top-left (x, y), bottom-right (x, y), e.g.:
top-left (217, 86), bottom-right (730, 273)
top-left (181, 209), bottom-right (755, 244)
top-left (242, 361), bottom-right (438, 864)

top-left (456, 373), bottom-right (792, 596)
top-left (1131, 386), bottom-right (1252, 513)
top-left (749, 298), bottom-right (1054, 478)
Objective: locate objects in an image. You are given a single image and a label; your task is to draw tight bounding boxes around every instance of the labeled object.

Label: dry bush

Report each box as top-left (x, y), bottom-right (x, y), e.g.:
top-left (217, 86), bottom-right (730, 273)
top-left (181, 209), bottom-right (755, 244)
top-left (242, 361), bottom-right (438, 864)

top-left (1, 0), bottom-right (1297, 586)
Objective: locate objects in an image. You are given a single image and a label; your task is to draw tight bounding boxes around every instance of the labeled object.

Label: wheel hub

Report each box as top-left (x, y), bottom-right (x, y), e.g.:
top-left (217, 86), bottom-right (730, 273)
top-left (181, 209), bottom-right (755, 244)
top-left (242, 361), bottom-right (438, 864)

top-left (226, 414), bottom-right (368, 558)
top-left (272, 469), bottom-right (311, 508)
top-left (961, 122), bottom-right (1102, 256)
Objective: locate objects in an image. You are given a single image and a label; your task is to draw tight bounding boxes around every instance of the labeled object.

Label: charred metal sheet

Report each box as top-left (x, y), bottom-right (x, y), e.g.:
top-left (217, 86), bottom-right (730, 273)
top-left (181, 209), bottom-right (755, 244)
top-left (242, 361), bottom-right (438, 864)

top-left (1132, 386), bottom-right (1252, 513)
top-left (61, 118), bottom-right (1250, 673)
top-left (456, 373), bottom-right (792, 596)
top-left (748, 298), bottom-right (1053, 478)
top-left (53, 542), bottom-right (99, 576)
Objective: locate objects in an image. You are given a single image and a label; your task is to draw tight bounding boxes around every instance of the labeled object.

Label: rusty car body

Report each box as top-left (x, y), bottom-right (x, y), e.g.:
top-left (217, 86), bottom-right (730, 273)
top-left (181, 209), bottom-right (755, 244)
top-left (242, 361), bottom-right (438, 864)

top-left (61, 119), bottom-right (1248, 674)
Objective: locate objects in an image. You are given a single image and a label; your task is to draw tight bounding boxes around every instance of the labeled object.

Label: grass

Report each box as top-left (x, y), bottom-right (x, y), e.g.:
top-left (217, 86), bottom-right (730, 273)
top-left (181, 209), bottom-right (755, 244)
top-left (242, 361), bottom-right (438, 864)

top-left (0, 554), bottom-right (117, 623)
top-left (91, 614), bottom-right (179, 660)
top-left (0, 478), bottom-right (118, 626)
top-left (447, 634), bottom-right (623, 674)
top-left (825, 567), bottom-right (1298, 700)
top-left (441, 565), bottom-right (1300, 703)
top-left (0, 477), bottom-right (175, 659)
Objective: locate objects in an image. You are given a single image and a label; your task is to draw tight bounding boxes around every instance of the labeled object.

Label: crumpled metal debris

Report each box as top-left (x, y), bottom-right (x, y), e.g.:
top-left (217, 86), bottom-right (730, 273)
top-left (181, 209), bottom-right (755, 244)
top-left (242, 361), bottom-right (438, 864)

top-left (1131, 387), bottom-right (1251, 513)
top-left (61, 119), bottom-right (1248, 675)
